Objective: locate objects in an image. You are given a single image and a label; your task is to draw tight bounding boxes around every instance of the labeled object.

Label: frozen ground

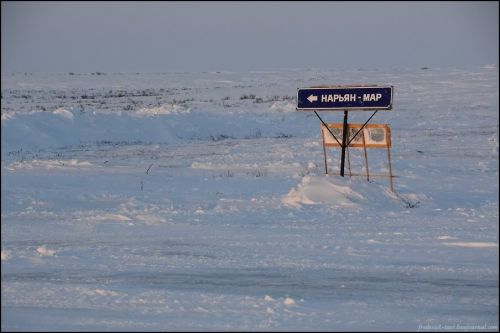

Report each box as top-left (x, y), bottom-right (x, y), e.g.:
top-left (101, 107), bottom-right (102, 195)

top-left (1, 66), bottom-right (499, 331)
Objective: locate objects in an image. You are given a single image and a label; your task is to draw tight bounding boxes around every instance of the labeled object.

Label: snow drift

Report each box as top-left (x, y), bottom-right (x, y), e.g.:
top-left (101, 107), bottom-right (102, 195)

top-left (282, 176), bottom-right (364, 208)
top-left (1, 106), bottom-right (312, 155)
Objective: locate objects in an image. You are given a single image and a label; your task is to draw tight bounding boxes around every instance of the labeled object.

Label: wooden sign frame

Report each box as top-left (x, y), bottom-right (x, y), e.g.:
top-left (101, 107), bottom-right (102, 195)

top-left (320, 123), bottom-right (394, 191)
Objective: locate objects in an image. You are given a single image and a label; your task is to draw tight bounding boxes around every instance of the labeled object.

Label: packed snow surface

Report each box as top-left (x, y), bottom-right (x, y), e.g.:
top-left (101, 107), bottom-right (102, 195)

top-left (1, 67), bottom-right (499, 331)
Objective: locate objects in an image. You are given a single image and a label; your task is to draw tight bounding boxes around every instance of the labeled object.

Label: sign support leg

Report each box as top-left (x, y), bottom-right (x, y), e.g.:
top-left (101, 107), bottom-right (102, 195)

top-left (322, 130), bottom-right (328, 174)
top-left (362, 131), bottom-right (370, 181)
top-left (387, 147), bottom-right (394, 192)
top-left (340, 110), bottom-right (349, 177)
top-left (347, 147), bottom-right (352, 178)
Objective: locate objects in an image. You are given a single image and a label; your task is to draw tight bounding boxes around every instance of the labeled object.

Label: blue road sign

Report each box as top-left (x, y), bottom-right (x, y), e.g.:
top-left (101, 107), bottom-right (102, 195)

top-left (296, 86), bottom-right (393, 111)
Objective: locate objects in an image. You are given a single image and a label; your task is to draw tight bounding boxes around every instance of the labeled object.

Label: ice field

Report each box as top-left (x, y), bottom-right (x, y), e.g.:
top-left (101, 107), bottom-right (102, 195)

top-left (1, 66), bottom-right (499, 331)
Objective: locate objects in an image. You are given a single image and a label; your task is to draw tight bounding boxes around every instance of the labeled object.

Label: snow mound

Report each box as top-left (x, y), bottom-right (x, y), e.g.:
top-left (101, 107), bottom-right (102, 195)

top-left (282, 176), bottom-right (364, 209)
top-left (134, 104), bottom-right (190, 117)
top-left (82, 288), bottom-right (122, 297)
top-left (1, 250), bottom-right (10, 261)
top-left (1, 113), bottom-right (13, 122)
top-left (36, 245), bottom-right (56, 257)
top-left (270, 101), bottom-right (296, 113)
top-left (5, 159), bottom-right (93, 171)
top-left (442, 242), bottom-right (498, 248)
top-left (53, 107), bottom-right (75, 120)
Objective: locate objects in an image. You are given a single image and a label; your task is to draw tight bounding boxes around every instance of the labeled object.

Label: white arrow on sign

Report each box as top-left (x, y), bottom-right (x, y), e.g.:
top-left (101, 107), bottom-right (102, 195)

top-left (307, 94), bottom-right (318, 103)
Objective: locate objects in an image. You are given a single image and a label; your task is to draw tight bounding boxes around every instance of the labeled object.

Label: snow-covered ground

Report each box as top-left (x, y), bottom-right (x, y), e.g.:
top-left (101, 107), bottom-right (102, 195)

top-left (1, 67), bottom-right (499, 331)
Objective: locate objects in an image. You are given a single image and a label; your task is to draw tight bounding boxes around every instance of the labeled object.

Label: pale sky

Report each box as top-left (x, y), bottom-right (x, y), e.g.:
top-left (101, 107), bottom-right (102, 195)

top-left (1, 1), bottom-right (498, 72)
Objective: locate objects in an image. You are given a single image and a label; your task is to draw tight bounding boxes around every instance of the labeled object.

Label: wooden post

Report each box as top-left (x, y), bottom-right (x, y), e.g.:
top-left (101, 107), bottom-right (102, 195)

top-left (321, 125), bottom-right (328, 174)
top-left (323, 141), bottom-right (328, 175)
top-left (362, 130), bottom-right (370, 181)
top-left (387, 146), bottom-right (394, 192)
top-left (347, 146), bottom-right (352, 178)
